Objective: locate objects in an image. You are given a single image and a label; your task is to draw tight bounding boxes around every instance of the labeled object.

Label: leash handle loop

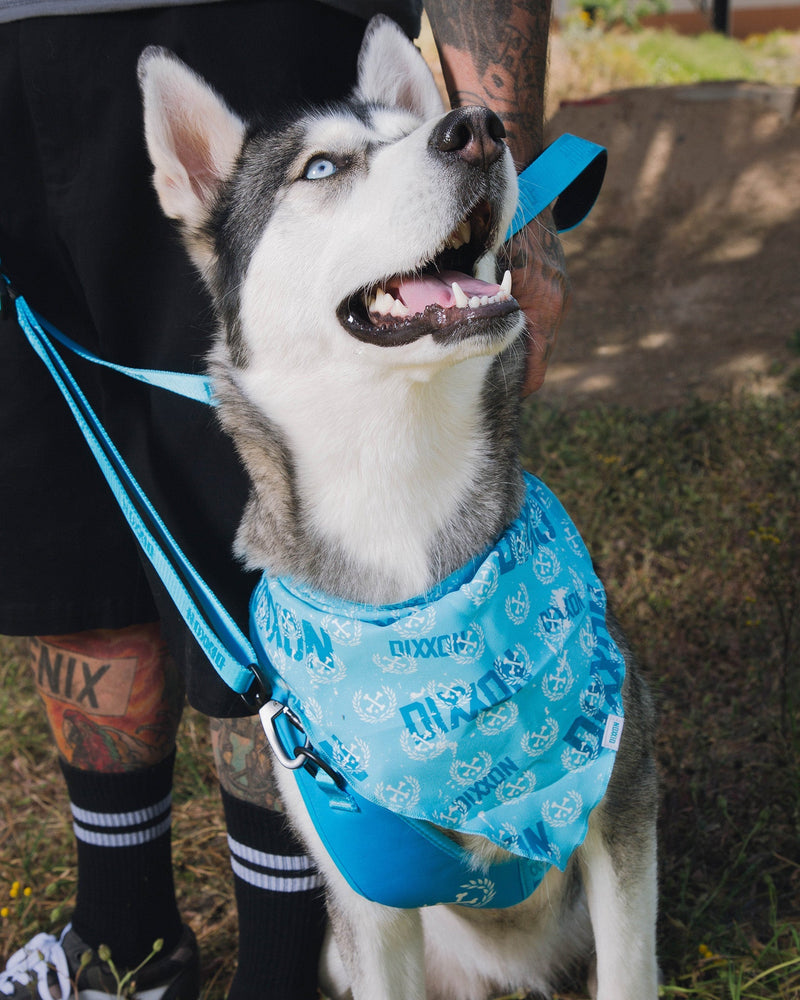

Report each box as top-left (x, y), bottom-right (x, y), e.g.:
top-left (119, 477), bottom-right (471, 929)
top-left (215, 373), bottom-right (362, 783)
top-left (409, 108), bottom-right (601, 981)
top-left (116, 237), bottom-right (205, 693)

top-left (506, 132), bottom-right (607, 239)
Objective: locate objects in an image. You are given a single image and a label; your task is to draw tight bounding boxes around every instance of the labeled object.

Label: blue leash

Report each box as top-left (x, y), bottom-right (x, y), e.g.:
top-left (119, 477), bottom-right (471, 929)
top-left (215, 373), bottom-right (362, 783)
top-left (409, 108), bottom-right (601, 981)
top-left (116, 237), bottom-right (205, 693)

top-left (9, 291), bottom-right (260, 700)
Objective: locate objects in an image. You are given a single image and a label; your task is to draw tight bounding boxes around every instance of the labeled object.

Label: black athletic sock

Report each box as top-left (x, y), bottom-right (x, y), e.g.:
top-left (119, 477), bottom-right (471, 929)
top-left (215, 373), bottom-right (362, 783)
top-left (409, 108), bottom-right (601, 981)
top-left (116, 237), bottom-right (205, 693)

top-left (221, 788), bottom-right (327, 1000)
top-left (61, 751), bottom-right (183, 971)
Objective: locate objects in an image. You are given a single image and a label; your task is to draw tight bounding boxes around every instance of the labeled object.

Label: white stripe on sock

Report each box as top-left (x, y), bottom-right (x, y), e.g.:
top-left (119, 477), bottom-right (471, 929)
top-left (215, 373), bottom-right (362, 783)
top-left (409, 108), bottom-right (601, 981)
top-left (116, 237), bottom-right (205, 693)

top-left (229, 856), bottom-right (323, 893)
top-left (70, 792), bottom-right (172, 829)
top-left (72, 814), bottom-right (172, 848)
top-left (226, 834), bottom-right (316, 873)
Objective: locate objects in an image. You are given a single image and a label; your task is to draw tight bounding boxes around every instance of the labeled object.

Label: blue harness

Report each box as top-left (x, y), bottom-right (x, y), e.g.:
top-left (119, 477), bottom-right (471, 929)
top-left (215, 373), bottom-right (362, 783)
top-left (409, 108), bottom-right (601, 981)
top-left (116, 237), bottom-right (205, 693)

top-left (3, 135), bottom-right (613, 910)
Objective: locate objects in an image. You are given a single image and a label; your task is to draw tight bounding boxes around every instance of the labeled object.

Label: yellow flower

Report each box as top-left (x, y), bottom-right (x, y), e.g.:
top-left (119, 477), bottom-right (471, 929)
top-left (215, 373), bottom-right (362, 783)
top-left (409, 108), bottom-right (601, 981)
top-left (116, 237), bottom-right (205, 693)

top-left (0, 907), bottom-right (9, 919)
top-left (9, 882), bottom-right (20, 900)
top-left (23, 887), bottom-right (32, 898)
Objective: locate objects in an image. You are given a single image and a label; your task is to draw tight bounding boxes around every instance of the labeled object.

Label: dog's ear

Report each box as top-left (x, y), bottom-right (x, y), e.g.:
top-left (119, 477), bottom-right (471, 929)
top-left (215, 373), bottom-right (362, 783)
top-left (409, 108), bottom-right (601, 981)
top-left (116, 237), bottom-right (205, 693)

top-left (355, 15), bottom-right (445, 122)
top-left (138, 47), bottom-right (246, 269)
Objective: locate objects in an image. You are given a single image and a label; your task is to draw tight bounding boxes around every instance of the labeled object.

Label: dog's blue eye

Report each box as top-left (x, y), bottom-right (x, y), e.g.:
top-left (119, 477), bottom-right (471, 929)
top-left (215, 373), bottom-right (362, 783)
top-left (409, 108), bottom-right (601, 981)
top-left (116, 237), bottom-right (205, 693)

top-left (304, 157), bottom-right (338, 180)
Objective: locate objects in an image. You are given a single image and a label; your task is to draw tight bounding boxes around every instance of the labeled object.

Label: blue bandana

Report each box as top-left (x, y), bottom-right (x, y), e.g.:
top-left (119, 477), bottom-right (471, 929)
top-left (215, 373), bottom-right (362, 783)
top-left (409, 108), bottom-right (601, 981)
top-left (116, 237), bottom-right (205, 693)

top-left (251, 474), bottom-right (625, 872)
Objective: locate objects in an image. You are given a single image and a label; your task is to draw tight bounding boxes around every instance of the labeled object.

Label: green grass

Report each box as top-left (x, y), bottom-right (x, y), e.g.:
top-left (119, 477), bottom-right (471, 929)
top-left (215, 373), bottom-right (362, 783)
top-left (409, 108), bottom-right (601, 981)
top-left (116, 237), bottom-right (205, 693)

top-left (3, 392), bottom-right (799, 997)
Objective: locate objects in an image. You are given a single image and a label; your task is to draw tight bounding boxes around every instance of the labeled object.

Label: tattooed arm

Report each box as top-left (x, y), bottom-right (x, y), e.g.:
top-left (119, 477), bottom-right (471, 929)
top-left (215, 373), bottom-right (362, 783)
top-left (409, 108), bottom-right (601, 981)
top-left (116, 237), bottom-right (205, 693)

top-left (424, 0), bottom-right (569, 394)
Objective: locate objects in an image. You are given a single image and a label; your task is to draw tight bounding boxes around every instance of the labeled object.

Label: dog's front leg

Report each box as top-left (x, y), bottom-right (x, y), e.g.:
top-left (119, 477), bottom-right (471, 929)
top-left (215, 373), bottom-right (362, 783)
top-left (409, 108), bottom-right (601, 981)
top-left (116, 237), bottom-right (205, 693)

top-left (579, 819), bottom-right (659, 1000)
top-left (325, 889), bottom-right (427, 1000)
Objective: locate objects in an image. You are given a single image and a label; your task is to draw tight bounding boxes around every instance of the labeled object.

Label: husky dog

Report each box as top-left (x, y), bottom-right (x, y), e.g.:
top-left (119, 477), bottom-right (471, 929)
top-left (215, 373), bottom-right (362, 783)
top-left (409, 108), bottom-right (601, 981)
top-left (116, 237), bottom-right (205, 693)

top-left (139, 16), bottom-right (658, 1000)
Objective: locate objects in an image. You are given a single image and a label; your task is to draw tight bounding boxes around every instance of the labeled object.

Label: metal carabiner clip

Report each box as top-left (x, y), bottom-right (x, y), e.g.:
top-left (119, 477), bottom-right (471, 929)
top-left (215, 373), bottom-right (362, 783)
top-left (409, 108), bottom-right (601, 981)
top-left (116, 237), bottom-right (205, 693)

top-left (258, 699), bottom-right (313, 770)
top-left (258, 698), bottom-right (347, 789)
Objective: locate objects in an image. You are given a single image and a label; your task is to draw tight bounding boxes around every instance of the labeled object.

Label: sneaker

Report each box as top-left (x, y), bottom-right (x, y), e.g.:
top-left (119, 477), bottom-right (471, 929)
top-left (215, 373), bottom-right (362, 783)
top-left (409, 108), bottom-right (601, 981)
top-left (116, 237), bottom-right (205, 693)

top-left (0, 924), bottom-right (200, 1000)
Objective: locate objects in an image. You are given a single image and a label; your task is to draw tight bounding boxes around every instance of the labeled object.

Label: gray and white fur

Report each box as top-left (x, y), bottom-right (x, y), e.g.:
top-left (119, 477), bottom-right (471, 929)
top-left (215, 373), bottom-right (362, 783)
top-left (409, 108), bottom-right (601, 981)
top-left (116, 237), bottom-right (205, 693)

top-left (139, 16), bottom-right (658, 999)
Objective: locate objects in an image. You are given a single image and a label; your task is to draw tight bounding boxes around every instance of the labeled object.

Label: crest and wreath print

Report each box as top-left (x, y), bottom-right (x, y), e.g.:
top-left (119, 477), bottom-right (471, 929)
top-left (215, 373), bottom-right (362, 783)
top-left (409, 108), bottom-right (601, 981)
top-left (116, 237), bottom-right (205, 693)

top-left (251, 474), bottom-right (625, 871)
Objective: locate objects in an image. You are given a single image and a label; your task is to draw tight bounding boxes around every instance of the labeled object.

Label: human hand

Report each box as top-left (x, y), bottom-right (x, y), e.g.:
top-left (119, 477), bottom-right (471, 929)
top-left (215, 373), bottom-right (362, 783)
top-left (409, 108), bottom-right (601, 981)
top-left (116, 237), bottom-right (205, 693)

top-left (503, 208), bottom-right (570, 396)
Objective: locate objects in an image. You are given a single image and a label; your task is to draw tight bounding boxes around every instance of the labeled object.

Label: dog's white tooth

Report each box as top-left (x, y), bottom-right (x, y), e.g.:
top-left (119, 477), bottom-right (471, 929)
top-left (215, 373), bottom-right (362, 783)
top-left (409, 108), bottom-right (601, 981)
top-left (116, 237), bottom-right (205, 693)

top-left (391, 298), bottom-right (411, 318)
top-left (480, 295), bottom-right (490, 307)
top-left (500, 270), bottom-right (512, 296)
top-left (459, 219), bottom-right (472, 245)
top-left (469, 295), bottom-right (481, 309)
top-left (451, 281), bottom-right (469, 309)
top-left (368, 289), bottom-right (396, 317)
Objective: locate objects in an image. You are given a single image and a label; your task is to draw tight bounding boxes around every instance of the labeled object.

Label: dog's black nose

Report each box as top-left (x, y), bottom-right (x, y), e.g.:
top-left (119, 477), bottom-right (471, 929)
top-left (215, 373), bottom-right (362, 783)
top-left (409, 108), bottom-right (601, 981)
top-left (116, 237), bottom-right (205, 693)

top-left (429, 107), bottom-right (506, 169)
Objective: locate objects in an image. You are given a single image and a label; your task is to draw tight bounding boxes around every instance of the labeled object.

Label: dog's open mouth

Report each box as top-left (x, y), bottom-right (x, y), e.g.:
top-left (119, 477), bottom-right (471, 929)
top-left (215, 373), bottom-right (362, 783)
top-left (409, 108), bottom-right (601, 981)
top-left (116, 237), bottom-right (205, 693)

top-left (337, 199), bottom-right (520, 347)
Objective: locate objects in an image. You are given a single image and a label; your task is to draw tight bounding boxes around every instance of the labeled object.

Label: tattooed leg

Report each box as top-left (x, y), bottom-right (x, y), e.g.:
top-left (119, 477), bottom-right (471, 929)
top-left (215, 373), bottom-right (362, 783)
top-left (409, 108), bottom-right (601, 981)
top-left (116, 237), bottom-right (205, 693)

top-left (210, 714), bottom-right (285, 810)
top-left (30, 622), bottom-right (184, 772)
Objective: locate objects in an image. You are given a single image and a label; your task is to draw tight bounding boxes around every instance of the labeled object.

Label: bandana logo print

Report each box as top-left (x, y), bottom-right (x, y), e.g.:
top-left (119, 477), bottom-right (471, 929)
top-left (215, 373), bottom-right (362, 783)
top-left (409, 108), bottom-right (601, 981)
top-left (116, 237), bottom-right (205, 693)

top-left (505, 583), bottom-right (530, 625)
top-left (461, 560), bottom-right (500, 606)
top-left (538, 586), bottom-right (584, 652)
top-left (321, 614), bottom-right (362, 647)
top-left (450, 751), bottom-right (493, 786)
top-left (278, 606), bottom-right (303, 644)
top-left (326, 734), bottom-right (371, 780)
top-left (521, 712), bottom-right (560, 757)
top-left (444, 623), bottom-right (485, 664)
top-left (496, 770), bottom-right (537, 803)
top-left (579, 618), bottom-right (598, 658)
top-left (433, 801), bottom-right (470, 825)
top-left (375, 775), bottom-right (421, 811)
top-left (391, 606), bottom-right (437, 638)
top-left (533, 549), bottom-right (561, 585)
top-left (494, 644), bottom-right (533, 688)
top-left (306, 650), bottom-right (346, 685)
top-left (497, 821), bottom-right (521, 853)
top-left (374, 651), bottom-right (418, 675)
top-left (541, 652), bottom-right (575, 702)
top-left (400, 728), bottom-right (452, 760)
top-left (541, 790), bottom-right (583, 828)
top-left (476, 700), bottom-right (519, 736)
top-left (579, 673), bottom-right (606, 717)
top-left (352, 686), bottom-right (398, 724)
top-left (561, 731), bottom-right (600, 772)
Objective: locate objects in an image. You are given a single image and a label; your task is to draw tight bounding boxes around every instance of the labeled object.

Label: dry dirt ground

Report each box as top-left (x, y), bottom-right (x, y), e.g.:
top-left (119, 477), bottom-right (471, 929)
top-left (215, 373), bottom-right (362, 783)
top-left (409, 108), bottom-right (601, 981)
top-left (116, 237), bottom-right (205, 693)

top-left (537, 75), bottom-right (800, 410)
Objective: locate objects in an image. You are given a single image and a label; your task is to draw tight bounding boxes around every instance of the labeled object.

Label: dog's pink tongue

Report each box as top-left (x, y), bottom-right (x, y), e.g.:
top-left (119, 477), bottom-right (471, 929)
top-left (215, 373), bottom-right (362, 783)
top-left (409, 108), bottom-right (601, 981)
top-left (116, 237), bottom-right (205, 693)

top-left (391, 270), bottom-right (501, 313)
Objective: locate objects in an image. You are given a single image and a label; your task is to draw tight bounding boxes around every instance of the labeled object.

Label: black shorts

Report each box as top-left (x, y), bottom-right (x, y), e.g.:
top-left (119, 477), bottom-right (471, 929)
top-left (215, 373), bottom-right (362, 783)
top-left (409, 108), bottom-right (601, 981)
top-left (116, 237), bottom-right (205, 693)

top-left (0, 1), bottom-right (367, 715)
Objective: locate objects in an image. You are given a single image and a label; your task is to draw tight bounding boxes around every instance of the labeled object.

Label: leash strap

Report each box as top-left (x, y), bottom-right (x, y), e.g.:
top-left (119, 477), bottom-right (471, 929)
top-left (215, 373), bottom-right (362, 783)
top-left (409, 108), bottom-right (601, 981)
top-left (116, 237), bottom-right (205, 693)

top-left (506, 132), bottom-right (607, 239)
top-left (8, 286), bottom-right (260, 700)
top-left (31, 310), bottom-right (216, 405)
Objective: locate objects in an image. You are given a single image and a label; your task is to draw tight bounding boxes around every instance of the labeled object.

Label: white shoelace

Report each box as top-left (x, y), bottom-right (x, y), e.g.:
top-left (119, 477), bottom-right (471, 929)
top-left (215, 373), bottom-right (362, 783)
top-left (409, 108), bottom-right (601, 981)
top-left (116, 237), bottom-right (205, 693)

top-left (0, 926), bottom-right (73, 1000)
